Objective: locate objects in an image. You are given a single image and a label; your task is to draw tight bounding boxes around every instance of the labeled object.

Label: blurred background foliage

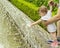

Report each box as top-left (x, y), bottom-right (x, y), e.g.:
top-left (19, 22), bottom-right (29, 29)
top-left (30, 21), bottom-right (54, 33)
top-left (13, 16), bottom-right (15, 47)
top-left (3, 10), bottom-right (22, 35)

top-left (24, 0), bottom-right (58, 7)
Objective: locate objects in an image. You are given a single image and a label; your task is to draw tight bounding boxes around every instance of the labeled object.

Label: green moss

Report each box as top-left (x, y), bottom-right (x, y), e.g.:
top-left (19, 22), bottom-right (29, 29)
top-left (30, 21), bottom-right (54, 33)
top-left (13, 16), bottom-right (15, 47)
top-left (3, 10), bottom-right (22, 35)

top-left (10, 0), bottom-right (40, 21)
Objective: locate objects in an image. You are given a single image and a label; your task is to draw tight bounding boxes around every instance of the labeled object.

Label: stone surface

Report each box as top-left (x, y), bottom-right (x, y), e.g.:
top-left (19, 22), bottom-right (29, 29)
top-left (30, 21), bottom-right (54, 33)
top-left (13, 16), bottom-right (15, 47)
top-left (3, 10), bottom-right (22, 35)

top-left (0, 0), bottom-right (54, 48)
top-left (0, 2), bottom-right (31, 48)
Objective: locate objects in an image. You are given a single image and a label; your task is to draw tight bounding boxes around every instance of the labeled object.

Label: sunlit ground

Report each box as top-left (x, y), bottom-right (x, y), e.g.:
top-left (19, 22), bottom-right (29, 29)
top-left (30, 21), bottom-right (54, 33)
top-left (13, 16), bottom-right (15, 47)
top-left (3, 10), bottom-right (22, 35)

top-left (0, 44), bottom-right (4, 48)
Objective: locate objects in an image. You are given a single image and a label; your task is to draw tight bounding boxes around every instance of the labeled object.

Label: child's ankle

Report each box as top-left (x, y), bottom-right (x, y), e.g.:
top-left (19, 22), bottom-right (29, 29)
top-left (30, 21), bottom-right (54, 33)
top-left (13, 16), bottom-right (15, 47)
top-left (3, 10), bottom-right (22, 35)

top-left (53, 40), bottom-right (58, 42)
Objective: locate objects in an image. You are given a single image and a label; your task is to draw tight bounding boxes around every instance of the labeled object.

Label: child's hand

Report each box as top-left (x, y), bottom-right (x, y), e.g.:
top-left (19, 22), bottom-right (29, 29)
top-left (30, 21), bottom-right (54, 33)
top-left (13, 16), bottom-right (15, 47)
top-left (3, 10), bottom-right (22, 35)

top-left (48, 0), bottom-right (54, 6)
top-left (28, 24), bottom-right (31, 27)
top-left (29, 24), bottom-right (33, 27)
top-left (27, 24), bottom-right (32, 27)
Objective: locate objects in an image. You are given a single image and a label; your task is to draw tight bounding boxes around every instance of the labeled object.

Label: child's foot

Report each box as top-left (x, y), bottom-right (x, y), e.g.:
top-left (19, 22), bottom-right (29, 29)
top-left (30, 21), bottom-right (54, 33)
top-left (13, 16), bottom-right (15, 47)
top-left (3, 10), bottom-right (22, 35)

top-left (47, 40), bottom-right (53, 44)
top-left (51, 41), bottom-right (58, 47)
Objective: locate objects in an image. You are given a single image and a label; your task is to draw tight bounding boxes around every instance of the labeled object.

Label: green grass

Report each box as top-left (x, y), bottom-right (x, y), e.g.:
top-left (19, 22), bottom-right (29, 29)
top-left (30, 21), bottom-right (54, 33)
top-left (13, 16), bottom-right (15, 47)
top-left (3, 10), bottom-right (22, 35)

top-left (10, 0), bottom-right (40, 21)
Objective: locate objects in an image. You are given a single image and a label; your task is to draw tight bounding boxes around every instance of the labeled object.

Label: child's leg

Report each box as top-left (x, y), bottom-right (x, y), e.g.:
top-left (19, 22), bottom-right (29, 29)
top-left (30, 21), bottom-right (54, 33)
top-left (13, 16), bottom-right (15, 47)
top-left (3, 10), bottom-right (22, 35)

top-left (50, 32), bottom-right (57, 41)
top-left (47, 32), bottom-right (56, 44)
top-left (50, 32), bottom-right (58, 47)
